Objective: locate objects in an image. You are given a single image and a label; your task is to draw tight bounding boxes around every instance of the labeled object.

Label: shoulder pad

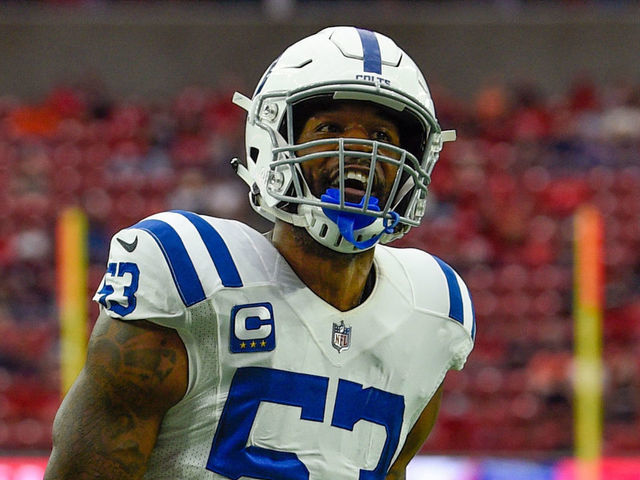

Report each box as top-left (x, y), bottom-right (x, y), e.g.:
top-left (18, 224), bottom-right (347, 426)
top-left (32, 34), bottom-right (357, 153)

top-left (93, 210), bottom-right (244, 320)
top-left (379, 247), bottom-right (476, 370)
top-left (381, 248), bottom-right (475, 370)
top-left (429, 255), bottom-right (476, 343)
top-left (378, 246), bottom-right (476, 338)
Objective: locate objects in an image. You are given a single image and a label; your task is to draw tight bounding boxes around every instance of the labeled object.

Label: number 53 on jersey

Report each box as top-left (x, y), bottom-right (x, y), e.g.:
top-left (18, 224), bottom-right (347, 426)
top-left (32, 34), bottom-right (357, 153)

top-left (208, 367), bottom-right (405, 479)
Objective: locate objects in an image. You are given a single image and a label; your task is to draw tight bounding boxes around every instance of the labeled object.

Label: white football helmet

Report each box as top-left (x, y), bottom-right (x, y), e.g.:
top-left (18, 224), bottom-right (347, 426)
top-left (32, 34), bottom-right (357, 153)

top-left (232, 26), bottom-right (455, 253)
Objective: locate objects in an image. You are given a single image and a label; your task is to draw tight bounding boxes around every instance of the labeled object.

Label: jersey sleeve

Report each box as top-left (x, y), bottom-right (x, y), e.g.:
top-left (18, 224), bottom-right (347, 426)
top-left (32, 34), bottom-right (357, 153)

top-left (429, 255), bottom-right (476, 370)
top-left (92, 211), bottom-right (244, 325)
top-left (387, 247), bottom-right (476, 371)
top-left (92, 225), bottom-right (186, 322)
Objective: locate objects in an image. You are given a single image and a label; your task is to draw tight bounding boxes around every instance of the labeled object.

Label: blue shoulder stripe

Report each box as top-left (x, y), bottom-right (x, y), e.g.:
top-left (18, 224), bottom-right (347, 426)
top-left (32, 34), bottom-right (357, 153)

top-left (174, 211), bottom-right (243, 288)
top-left (133, 214), bottom-right (243, 307)
top-left (134, 219), bottom-right (206, 307)
top-left (470, 296), bottom-right (476, 341)
top-left (434, 257), bottom-right (476, 340)
top-left (356, 28), bottom-right (382, 74)
top-left (433, 255), bottom-right (465, 325)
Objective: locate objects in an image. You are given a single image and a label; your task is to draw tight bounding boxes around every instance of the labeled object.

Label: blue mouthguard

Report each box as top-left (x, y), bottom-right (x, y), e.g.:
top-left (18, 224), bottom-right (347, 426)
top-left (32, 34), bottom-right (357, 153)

top-left (321, 188), bottom-right (399, 249)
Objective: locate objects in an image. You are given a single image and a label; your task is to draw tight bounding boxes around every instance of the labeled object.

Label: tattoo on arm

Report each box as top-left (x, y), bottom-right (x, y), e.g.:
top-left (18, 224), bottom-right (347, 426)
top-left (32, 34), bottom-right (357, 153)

top-left (45, 316), bottom-right (187, 480)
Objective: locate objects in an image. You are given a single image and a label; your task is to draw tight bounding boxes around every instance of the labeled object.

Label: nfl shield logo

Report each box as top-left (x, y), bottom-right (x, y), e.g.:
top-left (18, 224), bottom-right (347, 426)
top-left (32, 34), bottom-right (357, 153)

top-left (332, 320), bottom-right (352, 353)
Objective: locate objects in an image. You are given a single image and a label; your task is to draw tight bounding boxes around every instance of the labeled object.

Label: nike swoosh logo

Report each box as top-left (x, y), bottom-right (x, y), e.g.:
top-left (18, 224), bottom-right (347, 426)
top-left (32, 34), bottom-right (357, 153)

top-left (117, 236), bottom-right (138, 252)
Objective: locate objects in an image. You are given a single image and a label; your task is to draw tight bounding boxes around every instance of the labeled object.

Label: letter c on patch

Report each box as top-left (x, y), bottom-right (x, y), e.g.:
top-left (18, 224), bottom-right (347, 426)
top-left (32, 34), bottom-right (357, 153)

top-left (235, 305), bottom-right (272, 339)
top-left (230, 302), bottom-right (276, 353)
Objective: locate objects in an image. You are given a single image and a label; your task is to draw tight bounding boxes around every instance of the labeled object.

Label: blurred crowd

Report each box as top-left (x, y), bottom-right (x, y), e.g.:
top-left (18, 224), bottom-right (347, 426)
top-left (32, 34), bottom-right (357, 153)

top-left (415, 76), bottom-right (640, 455)
top-left (0, 73), bottom-right (638, 456)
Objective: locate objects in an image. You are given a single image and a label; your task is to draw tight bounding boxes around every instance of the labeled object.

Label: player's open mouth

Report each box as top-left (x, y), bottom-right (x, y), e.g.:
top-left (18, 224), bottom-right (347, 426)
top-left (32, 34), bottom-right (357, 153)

top-left (329, 168), bottom-right (383, 204)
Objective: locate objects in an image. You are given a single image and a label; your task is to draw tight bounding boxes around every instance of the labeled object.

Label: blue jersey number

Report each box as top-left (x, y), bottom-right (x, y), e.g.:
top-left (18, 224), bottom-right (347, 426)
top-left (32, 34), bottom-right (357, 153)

top-left (96, 262), bottom-right (140, 316)
top-left (207, 367), bottom-right (405, 479)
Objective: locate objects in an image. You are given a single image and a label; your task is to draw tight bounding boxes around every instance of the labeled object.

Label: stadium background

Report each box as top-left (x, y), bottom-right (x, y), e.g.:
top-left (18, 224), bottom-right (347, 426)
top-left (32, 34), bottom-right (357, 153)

top-left (1, 1), bottom-right (639, 479)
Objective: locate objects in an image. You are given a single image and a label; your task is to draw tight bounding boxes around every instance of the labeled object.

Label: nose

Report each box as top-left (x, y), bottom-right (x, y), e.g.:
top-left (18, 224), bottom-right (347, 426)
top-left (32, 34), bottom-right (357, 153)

top-left (343, 124), bottom-right (369, 140)
top-left (343, 122), bottom-right (369, 138)
top-left (342, 124), bottom-right (374, 153)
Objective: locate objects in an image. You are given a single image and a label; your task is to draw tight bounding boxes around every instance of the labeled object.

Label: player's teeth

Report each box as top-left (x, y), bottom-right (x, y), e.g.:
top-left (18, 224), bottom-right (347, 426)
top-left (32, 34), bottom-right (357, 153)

top-left (345, 171), bottom-right (368, 184)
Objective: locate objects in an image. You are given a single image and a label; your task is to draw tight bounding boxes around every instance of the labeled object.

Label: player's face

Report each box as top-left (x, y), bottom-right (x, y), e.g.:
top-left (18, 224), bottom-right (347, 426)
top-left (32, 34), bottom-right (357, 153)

top-left (296, 103), bottom-right (402, 205)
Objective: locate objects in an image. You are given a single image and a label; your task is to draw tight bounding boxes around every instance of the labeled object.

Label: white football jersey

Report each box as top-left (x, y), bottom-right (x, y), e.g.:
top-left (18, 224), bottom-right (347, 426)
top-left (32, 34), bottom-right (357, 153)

top-left (93, 210), bottom-right (475, 480)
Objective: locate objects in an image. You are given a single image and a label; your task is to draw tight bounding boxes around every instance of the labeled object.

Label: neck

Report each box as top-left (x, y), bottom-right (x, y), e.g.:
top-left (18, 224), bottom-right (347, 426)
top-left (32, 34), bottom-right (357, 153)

top-left (270, 221), bottom-right (375, 312)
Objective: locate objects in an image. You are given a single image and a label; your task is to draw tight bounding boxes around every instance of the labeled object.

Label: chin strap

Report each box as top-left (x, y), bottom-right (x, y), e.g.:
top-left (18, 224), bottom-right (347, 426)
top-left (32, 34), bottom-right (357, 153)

top-left (321, 189), bottom-right (400, 250)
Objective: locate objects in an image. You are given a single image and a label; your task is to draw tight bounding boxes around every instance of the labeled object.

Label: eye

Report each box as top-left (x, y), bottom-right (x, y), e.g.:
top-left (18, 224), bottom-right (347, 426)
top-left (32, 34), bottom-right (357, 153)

top-left (372, 129), bottom-right (394, 144)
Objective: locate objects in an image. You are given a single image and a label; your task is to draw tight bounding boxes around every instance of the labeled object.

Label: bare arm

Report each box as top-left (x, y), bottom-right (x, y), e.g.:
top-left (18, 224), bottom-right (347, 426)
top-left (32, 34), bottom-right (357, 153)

top-left (44, 313), bottom-right (188, 480)
top-left (385, 383), bottom-right (444, 480)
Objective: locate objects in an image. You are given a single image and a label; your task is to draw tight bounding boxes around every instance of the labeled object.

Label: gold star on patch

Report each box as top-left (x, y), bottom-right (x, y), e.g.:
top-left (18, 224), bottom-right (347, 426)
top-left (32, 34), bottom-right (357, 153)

top-left (240, 342), bottom-right (246, 349)
top-left (260, 340), bottom-right (267, 347)
top-left (250, 341), bottom-right (256, 348)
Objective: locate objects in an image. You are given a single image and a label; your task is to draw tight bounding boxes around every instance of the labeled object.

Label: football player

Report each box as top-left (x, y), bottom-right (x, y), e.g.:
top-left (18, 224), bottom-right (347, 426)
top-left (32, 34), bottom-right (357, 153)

top-left (45, 26), bottom-right (475, 480)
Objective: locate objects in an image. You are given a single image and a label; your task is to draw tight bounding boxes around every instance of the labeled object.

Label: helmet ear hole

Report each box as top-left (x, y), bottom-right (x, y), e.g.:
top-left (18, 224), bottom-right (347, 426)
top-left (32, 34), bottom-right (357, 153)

top-left (250, 147), bottom-right (259, 162)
